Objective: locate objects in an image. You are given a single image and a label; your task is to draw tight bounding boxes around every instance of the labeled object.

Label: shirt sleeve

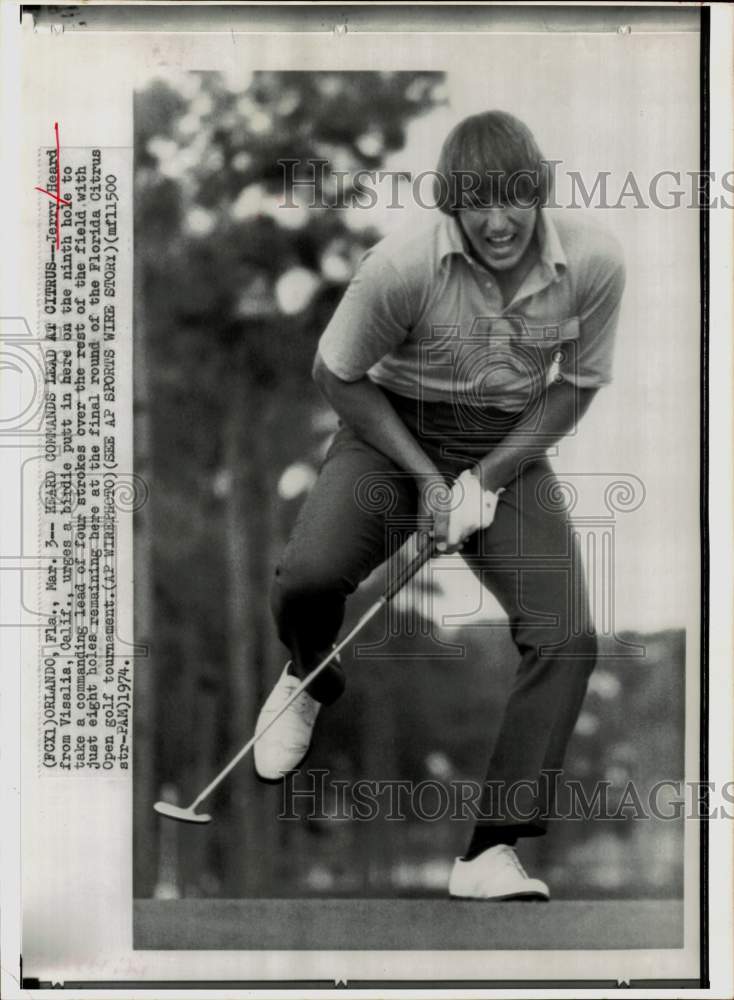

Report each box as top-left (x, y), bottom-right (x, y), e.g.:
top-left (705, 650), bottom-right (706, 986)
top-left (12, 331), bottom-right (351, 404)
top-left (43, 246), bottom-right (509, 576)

top-left (317, 249), bottom-right (413, 381)
top-left (561, 237), bottom-right (626, 389)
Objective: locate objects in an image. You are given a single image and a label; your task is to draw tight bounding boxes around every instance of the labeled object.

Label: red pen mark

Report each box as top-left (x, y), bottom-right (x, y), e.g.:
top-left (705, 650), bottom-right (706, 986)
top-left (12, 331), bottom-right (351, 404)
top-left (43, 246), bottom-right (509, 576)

top-left (35, 122), bottom-right (70, 250)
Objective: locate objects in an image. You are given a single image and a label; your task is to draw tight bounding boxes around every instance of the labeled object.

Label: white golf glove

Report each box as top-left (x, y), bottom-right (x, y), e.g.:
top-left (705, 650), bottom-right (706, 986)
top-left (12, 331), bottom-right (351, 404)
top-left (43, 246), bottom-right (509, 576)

top-left (442, 469), bottom-right (504, 551)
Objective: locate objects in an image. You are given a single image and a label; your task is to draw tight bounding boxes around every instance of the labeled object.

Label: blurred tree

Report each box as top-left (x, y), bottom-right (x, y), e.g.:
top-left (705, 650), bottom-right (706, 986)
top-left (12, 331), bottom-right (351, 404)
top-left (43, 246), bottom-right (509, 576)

top-left (134, 70), bottom-right (446, 896)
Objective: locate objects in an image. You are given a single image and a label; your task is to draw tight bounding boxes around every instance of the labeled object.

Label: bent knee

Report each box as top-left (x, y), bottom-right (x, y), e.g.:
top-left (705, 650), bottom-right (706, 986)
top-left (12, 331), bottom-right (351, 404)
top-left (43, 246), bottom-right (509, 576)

top-left (271, 556), bottom-right (348, 615)
top-left (564, 630), bottom-right (598, 666)
top-left (516, 624), bottom-right (598, 667)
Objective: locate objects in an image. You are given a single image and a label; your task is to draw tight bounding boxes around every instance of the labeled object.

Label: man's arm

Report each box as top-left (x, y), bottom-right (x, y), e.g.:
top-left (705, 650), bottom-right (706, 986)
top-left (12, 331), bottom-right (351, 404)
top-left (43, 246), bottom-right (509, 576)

top-left (471, 231), bottom-right (625, 491)
top-left (312, 351), bottom-right (452, 540)
top-left (314, 355), bottom-right (598, 547)
top-left (470, 380), bottom-right (598, 492)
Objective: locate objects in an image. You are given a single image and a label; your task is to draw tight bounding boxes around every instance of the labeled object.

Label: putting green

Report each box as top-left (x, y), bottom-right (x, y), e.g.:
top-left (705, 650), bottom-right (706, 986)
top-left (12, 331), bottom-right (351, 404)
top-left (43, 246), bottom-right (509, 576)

top-left (134, 898), bottom-right (683, 951)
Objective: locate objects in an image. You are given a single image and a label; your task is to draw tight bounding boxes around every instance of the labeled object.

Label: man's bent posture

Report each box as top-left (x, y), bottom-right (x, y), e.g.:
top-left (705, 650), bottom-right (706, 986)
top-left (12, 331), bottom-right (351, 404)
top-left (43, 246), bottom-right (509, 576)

top-left (255, 111), bottom-right (625, 901)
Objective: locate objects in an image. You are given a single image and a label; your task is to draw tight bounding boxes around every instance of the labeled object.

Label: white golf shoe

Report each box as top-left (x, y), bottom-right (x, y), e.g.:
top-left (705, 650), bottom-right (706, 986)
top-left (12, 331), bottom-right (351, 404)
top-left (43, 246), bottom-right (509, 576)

top-left (448, 844), bottom-right (550, 901)
top-left (253, 665), bottom-right (321, 782)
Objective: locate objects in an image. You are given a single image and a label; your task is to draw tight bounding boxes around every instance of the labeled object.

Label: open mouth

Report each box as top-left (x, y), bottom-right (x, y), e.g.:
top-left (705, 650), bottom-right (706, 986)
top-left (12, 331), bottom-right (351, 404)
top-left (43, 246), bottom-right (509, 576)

top-left (485, 233), bottom-right (516, 248)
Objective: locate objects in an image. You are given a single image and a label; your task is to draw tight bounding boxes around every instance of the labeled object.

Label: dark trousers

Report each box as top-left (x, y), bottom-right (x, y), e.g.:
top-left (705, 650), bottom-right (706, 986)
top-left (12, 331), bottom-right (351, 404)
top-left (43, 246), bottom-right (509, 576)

top-left (270, 392), bottom-right (597, 836)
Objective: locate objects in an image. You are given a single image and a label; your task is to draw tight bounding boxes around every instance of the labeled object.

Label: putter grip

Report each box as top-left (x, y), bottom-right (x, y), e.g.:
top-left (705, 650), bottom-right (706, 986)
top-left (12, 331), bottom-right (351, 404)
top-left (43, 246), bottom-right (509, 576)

top-left (383, 530), bottom-right (435, 602)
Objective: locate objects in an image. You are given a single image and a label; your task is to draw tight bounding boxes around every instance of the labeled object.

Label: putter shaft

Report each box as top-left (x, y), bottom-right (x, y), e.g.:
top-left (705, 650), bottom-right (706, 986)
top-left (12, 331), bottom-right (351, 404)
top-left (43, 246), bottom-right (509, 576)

top-left (190, 596), bottom-right (386, 810)
top-left (167, 530), bottom-right (434, 818)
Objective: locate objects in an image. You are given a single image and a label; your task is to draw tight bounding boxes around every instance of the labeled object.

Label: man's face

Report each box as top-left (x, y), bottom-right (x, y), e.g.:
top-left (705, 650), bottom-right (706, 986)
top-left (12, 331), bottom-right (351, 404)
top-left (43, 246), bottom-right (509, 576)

top-left (457, 203), bottom-right (538, 273)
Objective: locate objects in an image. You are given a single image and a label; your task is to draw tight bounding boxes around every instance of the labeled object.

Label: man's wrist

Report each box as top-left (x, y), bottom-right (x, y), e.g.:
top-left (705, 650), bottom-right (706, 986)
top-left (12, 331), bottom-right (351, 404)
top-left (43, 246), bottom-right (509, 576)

top-left (417, 468), bottom-right (444, 493)
top-left (470, 462), bottom-right (504, 494)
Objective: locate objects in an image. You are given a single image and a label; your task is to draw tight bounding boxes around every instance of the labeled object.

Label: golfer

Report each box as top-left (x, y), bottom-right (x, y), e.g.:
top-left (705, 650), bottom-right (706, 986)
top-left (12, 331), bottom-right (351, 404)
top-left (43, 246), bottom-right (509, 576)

top-left (255, 110), bottom-right (625, 901)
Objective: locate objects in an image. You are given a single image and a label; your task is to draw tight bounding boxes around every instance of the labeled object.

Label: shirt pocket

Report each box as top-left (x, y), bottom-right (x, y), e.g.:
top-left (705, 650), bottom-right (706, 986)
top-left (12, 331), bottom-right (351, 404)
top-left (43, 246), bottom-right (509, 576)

top-left (538, 316), bottom-right (581, 385)
top-left (545, 317), bottom-right (581, 377)
top-left (503, 316), bottom-right (580, 388)
top-left (519, 316), bottom-right (580, 346)
top-left (515, 315), bottom-right (579, 359)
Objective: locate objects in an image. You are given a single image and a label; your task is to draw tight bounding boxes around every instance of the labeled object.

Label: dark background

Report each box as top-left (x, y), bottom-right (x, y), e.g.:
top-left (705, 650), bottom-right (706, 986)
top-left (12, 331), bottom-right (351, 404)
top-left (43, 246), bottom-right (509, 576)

top-left (132, 70), bottom-right (685, 901)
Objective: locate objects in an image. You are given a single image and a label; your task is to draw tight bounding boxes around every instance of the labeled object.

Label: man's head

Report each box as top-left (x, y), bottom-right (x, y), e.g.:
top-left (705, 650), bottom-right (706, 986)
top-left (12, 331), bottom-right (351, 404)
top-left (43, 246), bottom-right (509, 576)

top-left (435, 110), bottom-right (552, 272)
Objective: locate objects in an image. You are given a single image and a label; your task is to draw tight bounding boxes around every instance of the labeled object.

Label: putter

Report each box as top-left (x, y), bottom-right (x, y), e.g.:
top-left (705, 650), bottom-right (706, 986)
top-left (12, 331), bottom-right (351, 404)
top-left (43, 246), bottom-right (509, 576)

top-left (154, 529), bottom-right (435, 824)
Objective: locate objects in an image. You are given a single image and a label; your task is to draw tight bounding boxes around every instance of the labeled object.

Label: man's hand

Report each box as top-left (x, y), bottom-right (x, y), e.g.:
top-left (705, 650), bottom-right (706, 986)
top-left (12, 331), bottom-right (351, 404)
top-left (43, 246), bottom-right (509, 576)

top-left (418, 474), bottom-right (452, 552)
top-left (421, 469), bottom-right (503, 554)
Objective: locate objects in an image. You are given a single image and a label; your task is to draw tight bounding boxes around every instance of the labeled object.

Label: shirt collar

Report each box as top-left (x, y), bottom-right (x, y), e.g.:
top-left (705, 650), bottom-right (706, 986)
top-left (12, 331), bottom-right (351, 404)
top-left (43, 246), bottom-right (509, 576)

top-left (535, 209), bottom-right (567, 278)
top-left (437, 212), bottom-right (470, 260)
top-left (439, 208), bottom-right (567, 279)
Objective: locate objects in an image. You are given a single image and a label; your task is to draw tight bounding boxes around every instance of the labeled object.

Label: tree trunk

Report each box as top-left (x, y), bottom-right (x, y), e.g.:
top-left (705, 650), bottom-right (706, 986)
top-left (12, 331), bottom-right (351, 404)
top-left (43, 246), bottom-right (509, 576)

top-left (222, 348), bottom-right (277, 895)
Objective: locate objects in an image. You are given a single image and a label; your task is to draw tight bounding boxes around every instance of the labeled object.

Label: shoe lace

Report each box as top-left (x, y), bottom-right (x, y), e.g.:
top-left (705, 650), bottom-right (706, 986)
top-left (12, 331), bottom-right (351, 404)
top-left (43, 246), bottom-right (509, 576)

top-left (496, 844), bottom-right (528, 878)
top-left (265, 674), bottom-right (318, 729)
top-left (289, 688), bottom-right (317, 719)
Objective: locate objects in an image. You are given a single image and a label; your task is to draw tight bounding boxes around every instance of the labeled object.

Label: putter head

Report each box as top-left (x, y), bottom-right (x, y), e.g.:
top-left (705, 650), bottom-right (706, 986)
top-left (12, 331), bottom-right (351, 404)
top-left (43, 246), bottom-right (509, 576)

top-left (153, 801), bottom-right (212, 825)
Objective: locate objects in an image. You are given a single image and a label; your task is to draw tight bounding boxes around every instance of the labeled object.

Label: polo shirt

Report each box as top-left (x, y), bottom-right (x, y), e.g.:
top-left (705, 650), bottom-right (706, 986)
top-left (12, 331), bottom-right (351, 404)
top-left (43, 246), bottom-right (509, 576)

top-left (317, 209), bottom-right (626, 413)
